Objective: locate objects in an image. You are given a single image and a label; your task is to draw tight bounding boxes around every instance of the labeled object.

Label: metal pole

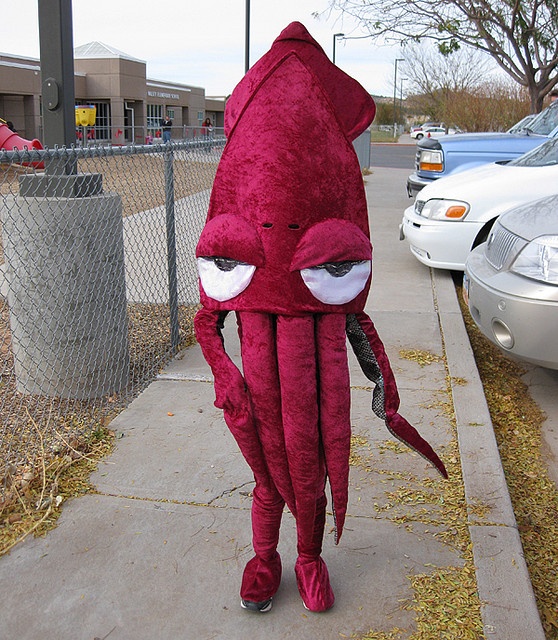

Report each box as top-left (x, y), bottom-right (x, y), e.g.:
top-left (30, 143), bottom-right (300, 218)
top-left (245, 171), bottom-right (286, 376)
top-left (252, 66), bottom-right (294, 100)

top-left (37, 0), bottom-right (77, 173)
top-left (393, 58), bottom-right (404, 139)
top-left (399, 76), bottom-right (404, 131)
top-left (245, 0), bottom-right (250, 73)
top-left (332, 33), bottom-right (344, 64)
top-left (164, 148), bottom-right (180, 354)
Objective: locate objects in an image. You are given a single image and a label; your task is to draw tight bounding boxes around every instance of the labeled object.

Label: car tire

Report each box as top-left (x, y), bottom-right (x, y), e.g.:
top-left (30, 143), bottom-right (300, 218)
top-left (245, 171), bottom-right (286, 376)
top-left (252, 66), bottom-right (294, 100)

top-left (416, 133), bottom-right (423, 140)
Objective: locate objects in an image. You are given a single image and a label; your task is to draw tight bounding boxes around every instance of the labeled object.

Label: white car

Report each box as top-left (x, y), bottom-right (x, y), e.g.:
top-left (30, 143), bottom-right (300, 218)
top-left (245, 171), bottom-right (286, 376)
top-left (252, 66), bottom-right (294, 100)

top-left (399, 137), bottom-right (558, 270)
top-left (410, 126), bottom-right (446, 140)
top-left (464, 194), bottom-right (558, 369)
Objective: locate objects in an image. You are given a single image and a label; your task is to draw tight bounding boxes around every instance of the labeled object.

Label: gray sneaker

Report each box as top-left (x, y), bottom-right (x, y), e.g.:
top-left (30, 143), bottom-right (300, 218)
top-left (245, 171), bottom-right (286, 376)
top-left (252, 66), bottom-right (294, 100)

top-left (240, 598), bottom-right (273, 613)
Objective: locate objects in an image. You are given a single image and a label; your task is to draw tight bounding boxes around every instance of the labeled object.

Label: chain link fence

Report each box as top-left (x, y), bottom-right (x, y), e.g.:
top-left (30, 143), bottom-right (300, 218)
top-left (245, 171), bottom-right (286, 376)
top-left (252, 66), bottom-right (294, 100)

top-left (0, 138), bottom-right (225, 497)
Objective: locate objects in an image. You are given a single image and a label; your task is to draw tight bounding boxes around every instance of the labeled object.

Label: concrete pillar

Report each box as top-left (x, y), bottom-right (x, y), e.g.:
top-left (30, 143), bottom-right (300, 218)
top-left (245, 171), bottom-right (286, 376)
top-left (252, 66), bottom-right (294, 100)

top-left (2, 191), bottom-right (130, 399)
top-left (112, 98), bottom-right (125, 145)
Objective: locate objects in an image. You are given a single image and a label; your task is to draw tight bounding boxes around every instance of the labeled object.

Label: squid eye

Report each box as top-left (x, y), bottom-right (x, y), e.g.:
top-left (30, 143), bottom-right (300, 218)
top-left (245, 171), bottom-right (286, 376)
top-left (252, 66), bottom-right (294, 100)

top-left (301, 260), bottom-right (371, 305)
top-left (197, 256), bottom-right (256, 302)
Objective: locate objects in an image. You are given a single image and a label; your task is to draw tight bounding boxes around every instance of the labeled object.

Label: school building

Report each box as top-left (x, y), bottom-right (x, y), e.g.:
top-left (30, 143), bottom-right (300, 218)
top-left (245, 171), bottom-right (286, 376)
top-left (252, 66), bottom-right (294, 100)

top-left (0, 42), bottom-right (226, 145)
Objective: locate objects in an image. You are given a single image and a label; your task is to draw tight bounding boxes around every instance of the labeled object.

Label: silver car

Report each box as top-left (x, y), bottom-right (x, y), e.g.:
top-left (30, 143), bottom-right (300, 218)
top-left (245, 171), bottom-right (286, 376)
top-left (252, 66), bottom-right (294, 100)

top-left (464, 193), bottom-right (558, 369)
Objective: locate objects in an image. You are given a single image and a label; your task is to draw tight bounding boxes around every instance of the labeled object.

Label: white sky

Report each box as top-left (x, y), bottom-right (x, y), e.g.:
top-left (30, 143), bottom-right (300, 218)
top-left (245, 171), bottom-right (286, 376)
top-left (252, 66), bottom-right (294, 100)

top-left (0, 0), bottom-right (401, 97)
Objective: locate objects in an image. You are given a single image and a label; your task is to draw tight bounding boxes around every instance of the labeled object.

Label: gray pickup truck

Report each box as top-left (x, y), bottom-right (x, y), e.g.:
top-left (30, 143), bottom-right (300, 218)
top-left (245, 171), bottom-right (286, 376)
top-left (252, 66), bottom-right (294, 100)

top-left (406, 101), bottom-right (558, 198)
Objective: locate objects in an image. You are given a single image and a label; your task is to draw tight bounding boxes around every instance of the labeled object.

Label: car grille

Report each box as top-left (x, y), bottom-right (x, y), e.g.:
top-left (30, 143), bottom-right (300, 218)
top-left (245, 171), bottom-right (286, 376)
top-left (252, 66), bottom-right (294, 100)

top-left (486, 225), bottom-right (521, 270)
top-left (414, 148), bottom-right (420, 171)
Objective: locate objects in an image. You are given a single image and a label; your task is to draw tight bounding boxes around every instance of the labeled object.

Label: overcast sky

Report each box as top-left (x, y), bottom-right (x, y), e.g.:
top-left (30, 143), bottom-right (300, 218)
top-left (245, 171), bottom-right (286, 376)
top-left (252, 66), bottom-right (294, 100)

top-left (1, 0), bottom-right (401, 97)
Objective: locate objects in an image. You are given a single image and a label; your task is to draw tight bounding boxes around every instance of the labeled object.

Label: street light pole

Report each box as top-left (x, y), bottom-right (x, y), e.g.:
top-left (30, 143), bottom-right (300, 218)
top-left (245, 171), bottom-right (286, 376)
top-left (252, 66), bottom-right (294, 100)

top-left (245, 0), bottom-right (250, 73)
top-left (332, 33), bottom-right (344, 64)
top-left (393, 58), bottom-right (404, 139)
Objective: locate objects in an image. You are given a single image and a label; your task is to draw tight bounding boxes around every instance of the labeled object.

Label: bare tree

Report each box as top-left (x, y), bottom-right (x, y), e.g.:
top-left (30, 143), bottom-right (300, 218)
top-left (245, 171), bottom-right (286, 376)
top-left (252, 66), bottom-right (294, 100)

top-left (401, 42), bottom-right (488, 97)
top-left (324, 0), bottom-right (558, 112)
top-left (402, 44), bottom-right (531, 130)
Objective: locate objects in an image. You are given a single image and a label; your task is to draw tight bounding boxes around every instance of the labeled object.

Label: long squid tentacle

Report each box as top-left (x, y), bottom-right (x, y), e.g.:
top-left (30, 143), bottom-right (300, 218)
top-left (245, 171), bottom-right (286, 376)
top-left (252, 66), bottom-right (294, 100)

top-left (315, 313), bottom-right (351, 543)
top-left (194, 308), bottom-right (275, 489)
top-left (238, 311), bottom-right (297, 513)
top-left (275, 314), bottom-right (324, 543)
top-left (346, 312), bottom-right (448, 479)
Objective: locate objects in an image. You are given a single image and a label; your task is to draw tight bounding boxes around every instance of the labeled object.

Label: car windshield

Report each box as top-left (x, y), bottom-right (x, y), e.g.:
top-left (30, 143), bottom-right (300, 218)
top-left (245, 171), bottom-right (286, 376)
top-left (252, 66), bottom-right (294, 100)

top-left (509, 137), bottom-right (558, 167)
top-left (525, 102), bottom-right (558, 135)
top-left (507, 114), bottom-right (535, 133)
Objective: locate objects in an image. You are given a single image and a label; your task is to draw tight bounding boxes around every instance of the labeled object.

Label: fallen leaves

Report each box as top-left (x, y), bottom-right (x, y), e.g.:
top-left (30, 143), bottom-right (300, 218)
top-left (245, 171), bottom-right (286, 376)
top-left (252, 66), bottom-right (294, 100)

top-left (399, 349), bottom-right (443, 368)
top-left (458, 284), bottom-right (558, 638)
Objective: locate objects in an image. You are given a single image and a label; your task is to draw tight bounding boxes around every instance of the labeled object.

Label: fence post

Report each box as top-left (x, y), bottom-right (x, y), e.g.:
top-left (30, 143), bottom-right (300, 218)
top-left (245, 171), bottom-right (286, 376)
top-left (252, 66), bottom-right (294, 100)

top-left (353, 129), bottom-right (371, 169)
top-left (164, 146), bottom-right (180, 354)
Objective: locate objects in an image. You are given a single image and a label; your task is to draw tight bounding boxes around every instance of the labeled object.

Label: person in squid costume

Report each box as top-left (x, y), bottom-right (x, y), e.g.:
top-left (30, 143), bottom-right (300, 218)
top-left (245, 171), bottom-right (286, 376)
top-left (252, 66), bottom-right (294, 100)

top-left (194, 22), bottom-right (447, 614)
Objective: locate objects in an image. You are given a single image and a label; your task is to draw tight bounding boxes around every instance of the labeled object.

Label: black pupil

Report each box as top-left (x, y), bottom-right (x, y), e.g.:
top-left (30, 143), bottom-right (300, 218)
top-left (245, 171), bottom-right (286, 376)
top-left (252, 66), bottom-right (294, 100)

top-left (213, 257), bottom-right (243, 272)
top-left (319, 261), bottom-right (362, 277)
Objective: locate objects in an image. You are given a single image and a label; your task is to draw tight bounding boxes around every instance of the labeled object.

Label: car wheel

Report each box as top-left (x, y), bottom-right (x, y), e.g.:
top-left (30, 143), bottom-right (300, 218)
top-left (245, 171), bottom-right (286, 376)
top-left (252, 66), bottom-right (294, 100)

top-left (416, 133), bottom-right (423, 140)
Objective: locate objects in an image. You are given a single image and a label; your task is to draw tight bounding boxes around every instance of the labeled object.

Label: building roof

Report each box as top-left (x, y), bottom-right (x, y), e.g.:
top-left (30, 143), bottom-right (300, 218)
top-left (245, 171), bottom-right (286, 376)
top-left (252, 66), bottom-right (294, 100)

top-left (74, 42), bottom-right (145, 63)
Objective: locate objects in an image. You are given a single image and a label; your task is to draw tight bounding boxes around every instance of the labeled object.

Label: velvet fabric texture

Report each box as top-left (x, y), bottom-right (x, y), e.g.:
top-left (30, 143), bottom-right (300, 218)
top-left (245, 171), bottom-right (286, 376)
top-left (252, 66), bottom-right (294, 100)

top-left (194, 22), bottom-right (447, 613)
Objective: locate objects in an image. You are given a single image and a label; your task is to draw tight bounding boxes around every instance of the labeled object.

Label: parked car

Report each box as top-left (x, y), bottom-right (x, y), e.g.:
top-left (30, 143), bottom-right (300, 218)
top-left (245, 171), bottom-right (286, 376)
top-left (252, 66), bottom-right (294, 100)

top-left (464, 193), bottom-right (558, 369)
top-left (410, 126), bottom-right (446, 140)
top-left (406, 100), bottom-right (558, 197)
top-left (399, 136), bottom-right (558, 270)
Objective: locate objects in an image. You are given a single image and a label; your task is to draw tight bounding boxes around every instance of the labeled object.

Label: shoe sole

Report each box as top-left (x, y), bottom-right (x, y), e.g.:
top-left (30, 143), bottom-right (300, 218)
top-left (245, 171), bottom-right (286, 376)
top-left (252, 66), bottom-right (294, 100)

top-left (240, 598), bottom-right (273, 613)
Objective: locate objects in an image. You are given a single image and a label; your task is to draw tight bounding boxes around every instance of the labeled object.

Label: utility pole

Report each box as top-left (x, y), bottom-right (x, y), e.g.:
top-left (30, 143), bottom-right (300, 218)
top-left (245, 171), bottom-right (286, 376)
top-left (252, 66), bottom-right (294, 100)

top-left (245, 0), bottom-right (250, 73)
top-left (393, 58), bottom-right (404, 139)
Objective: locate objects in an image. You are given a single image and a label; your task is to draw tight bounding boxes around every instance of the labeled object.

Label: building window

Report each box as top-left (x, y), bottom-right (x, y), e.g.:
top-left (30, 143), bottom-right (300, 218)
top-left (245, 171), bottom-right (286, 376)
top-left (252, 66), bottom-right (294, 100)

top-left (75, 101), bottom-right (110, 141)
top-left (147, 104), bottom-right (163, 136)
top-left (94, 102), bottom-right (110, 140)
top-left (197, 111), bottom-right (204, 126)
top-left (166, 108), bottom-right (175, 119)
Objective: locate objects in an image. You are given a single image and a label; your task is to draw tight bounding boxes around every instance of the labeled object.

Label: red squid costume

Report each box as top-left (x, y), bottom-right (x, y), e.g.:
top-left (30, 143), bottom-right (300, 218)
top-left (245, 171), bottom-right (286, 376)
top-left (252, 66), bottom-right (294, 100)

top-left (194, 22), bottom-right (447, 613)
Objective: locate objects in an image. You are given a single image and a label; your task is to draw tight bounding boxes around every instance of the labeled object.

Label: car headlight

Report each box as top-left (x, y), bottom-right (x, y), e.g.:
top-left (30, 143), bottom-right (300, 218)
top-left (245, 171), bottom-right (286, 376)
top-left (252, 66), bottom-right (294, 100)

top-left (419, 199), bottom-right (469, 221)
top-left (418, 150), bottom-right (443, 172)
top-left (510, 235), bottom-right (558, 284)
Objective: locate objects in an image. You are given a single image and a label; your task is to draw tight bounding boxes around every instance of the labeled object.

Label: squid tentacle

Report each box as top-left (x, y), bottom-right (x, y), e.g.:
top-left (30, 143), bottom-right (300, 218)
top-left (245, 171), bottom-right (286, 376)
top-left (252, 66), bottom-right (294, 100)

top-left (275, 314), bottom-right (324, 545)
top-left (315, 313), bottom-right (351, 544)
top-left (238, 311), bottom-right (297, 513)
top-left (194, 308), bottom-right (275, 489)
top-left (346, 313), bottom-right (448, 479)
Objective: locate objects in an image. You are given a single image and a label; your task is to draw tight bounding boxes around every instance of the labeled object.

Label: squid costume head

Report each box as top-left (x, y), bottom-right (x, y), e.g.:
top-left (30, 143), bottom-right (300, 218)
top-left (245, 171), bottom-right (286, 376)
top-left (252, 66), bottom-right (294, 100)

top-left (195, 22), bottom-right (447, 614)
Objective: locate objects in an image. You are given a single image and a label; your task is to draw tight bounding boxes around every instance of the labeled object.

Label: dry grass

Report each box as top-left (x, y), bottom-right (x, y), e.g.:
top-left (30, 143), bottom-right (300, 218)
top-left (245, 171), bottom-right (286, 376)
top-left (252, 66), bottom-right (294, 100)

top-left (0, 302), bottom-right (198, 555)
top-left (350, 334), bottom-right (485, 639)
top-left (456, 282), bottom-right (558, 640)
top-left (0, 420), bottom-right (113, 556)
top-left (1, 148), bottom-right (212, 551)
top-left (350, 279), bottom-right (558, 639)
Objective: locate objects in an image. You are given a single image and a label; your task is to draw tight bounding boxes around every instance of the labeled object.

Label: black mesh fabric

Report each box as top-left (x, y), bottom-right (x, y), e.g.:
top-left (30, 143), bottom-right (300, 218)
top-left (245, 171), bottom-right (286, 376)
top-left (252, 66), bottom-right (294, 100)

top-left (346, 314), bottom-right (386, 419)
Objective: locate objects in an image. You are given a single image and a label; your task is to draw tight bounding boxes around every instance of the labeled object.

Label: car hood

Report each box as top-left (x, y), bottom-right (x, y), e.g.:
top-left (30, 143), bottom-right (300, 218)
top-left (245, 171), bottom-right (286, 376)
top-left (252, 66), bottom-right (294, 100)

top-left (497, 194), bottom-right (558, 240)
top-left (431, 131), bottom-right (548, 150)
top-left (414, 162), bottom-right (558, 221)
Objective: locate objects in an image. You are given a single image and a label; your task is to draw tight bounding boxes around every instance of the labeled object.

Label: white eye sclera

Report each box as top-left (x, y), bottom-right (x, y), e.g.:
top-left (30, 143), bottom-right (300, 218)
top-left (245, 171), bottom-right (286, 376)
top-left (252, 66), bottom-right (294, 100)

top-left (301, 260), bottom-right (371, 305)
top-left (197, 257), bottom-right (256, 302)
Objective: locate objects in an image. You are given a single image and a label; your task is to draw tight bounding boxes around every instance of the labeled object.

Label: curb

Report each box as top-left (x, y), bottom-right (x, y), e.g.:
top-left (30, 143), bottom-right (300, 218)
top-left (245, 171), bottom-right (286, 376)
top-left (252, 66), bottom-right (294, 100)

top-left (433, 270), bottom-right (545, 639)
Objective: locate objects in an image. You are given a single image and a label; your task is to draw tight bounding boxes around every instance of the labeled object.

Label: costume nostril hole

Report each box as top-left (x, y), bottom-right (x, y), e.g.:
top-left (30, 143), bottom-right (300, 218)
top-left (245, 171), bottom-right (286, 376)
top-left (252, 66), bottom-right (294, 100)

top-left (262, 222), bottom-right (273, 228)
top-left (288, 224), bottom-right (300, 230)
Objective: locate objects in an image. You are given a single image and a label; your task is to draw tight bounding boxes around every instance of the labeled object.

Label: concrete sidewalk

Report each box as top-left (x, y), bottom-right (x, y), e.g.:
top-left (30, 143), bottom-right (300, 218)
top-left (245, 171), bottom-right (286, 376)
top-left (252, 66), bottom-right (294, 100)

top-left (0, 168), bottom-right (545, 640)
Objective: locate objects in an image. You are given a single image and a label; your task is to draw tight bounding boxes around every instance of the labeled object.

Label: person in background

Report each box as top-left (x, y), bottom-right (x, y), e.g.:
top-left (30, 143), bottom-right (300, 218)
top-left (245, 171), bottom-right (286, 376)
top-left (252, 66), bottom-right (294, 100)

top-left (161, 114), bottom-right (172, 142)
top-left (202, 117), bottom-right (213, 151)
